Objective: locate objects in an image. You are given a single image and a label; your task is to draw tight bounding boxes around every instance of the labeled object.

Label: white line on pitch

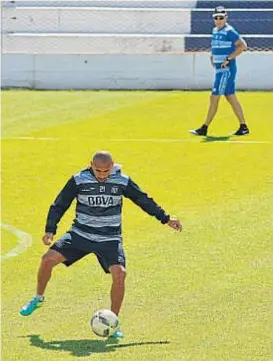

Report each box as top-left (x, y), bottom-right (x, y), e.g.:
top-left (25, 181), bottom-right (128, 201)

top-left (1, 223), bottom-right (32, 260)
top-left (109, 138), bottom-right (271, 144)
top-left (3, 137), bottom-right (271, 144)
top-left (4, 136), bottom-right (58, 140)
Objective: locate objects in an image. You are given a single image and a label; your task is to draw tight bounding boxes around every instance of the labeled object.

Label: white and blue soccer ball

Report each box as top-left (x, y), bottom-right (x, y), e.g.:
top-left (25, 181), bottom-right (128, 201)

top-left (91, 309), bottom-right (119, 337)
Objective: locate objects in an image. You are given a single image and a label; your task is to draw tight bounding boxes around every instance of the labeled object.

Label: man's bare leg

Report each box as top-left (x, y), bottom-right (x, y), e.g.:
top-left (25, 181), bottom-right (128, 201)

top-left (109, 265), bottom-right (126, 316)
top-left (37, 249), bottom-right (66, 295)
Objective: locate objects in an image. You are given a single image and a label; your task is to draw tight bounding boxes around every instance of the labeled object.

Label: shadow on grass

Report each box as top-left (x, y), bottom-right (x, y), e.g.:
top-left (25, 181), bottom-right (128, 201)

top-left (202, 136), bottom-right (231, 142)
top-left (22, 334), bottom-right (170, 357)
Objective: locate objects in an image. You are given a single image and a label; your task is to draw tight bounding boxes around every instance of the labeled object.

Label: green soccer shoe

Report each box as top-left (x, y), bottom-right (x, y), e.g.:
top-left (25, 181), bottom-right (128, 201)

top-left (110, 328), bottom-right (124, 339)
top-left (20, 296), bottom-right (44, 316)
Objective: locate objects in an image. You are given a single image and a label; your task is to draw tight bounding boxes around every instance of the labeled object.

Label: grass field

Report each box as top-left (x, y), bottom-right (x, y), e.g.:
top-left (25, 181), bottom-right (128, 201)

top-left (1, 90), bottom-right (273, 361)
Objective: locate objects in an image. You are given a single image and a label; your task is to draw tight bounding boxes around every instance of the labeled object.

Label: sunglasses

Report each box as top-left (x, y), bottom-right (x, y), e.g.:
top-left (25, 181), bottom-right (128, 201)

top-left (214, 16), bottom-right (225, 20)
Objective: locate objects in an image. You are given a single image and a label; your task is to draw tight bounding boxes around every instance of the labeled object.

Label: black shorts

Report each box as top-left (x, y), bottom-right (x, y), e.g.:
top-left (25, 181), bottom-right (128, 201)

top-left (50, 231), bottom-right (126, 273)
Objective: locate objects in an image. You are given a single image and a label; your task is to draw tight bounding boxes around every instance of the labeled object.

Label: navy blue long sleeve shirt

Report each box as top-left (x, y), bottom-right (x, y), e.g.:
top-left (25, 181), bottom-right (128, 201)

top-left (45, 165), bottom-right (170, 242)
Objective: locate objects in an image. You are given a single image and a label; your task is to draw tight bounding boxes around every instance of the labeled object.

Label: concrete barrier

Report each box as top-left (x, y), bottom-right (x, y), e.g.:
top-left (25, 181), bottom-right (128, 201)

top-left (3, 0), bottom-right (198, 9)
top-left (3, 33), bottom-right (185, 54)
top-left (2, 52), bottom-right (273, 90)
top-left (3, 7), bottom-right (191, 34)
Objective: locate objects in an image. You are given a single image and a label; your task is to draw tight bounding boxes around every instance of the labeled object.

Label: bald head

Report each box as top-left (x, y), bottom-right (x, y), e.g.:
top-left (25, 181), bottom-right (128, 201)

top-left (92, 151), bottom-right (113, 164)
top-left (91, 151), bottom-right (114, 182)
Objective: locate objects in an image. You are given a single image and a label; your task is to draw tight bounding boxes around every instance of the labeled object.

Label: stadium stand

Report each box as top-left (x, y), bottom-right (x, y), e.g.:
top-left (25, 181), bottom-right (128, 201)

top-left (186, 0), bottom-right (273, 51)
top-left (2, 1), bottom-right (194, 54)
top-left (196, 0), bottom-right (273, 8)
top-left (2, 0), bottom-right (273, 89)
top-left (2, 0), bottom-right (273, 54)
top-left (3, 0), bottom-right (197, 7)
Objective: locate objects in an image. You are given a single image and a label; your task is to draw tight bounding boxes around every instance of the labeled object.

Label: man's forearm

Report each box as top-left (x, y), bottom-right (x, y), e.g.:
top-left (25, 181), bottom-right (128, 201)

top-left (45, 205), bottom-right (64, 234)
top-left (228, 42), bottom-right (247, 60)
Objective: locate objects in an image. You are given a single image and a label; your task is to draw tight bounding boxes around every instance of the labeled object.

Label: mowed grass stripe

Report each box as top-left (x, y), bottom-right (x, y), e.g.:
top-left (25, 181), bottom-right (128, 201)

top-left (1, 90), bottom-right (162, 138)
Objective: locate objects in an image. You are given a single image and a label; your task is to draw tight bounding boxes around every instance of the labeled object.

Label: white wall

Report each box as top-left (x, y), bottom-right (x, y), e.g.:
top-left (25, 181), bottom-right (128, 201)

top-left (2, 52), bottom-right (273, 90)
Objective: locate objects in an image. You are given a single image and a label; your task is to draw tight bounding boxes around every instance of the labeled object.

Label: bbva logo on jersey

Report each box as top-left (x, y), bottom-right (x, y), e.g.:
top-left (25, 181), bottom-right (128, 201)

top-left (88, 195), bottom-right (120, 207)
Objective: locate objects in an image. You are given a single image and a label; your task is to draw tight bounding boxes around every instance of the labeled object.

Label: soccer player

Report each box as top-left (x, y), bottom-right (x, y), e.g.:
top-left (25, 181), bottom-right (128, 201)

top-left (20, 151), bottom-right (182, 338)
top-left (190, 6), bottom-right (250, 137)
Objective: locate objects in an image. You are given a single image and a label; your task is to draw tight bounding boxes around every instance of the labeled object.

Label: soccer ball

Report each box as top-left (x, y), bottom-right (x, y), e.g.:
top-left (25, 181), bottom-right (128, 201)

top-left (91, 309), bottom-right (119, 337)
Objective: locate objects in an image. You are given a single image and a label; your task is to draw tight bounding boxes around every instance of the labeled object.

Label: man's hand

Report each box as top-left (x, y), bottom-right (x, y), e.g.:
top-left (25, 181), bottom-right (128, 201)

top-left (42, 232), bottom-right (54, 246)
top-left (167, 218), bottom-right (183, 232)
top-left (221, 57), bottom-right (231, 68)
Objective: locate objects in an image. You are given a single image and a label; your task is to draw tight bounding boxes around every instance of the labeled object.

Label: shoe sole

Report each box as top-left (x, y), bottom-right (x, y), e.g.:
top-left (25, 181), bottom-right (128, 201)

top-left (189, 130), bottom-right (207, 136)
top-left (229, 131), bottom-right (250, 136)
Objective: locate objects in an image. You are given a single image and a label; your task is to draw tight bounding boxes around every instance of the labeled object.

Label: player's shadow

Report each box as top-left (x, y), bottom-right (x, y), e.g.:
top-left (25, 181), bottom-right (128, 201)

top-left (23, 334), bottom-right (170, 357)
top-left (202, 135), bottom-right (231, 142)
